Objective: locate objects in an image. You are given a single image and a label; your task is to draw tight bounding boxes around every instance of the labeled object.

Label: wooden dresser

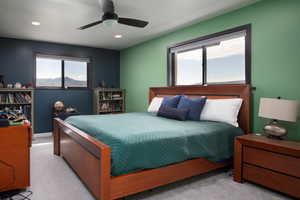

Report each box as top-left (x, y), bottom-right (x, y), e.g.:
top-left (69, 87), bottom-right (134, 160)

top-left (234, 134), bottom-right (300, 199)
top-left (0, 124), bottom-right (31, 192)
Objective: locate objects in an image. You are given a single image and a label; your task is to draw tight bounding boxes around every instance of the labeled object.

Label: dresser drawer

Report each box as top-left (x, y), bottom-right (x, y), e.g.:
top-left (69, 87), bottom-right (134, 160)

top-left (243, 164), bottom-right (300, 199)
top-left (0, 125), bottom-right (31, 192)
top-left (243, 146), bottom-right (300, 178)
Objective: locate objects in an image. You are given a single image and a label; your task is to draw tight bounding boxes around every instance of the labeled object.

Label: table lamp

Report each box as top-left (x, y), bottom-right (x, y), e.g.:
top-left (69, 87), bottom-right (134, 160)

top-left (258, 97), bottom-right (299, 139)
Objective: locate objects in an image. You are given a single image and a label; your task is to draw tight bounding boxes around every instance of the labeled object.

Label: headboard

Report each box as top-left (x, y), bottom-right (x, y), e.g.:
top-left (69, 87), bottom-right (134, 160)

top-left (149, 85), bottom-right (251, 134)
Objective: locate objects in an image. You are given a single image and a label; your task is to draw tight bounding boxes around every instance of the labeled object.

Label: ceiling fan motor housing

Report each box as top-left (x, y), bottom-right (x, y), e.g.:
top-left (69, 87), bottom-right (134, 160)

top-left (102, 12), bottom-right (118, 21)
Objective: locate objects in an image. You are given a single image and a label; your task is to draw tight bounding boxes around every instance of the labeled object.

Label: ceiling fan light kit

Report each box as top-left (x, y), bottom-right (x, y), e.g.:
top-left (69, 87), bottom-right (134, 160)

top-left (103, 19), bottom-right (117, 26)
top-left (79, 0), bottom-right (149, 30)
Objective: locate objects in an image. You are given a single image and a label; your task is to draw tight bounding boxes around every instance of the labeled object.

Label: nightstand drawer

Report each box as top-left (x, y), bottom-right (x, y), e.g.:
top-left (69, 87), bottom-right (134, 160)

top-left (243, 164), bottom-right (300, 199)
top-left (243, 146), bottom-right (300, 178)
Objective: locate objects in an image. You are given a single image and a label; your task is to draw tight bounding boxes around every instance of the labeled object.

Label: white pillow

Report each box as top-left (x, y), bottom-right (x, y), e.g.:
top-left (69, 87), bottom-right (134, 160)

top-left (200, 98), bottom-right (243, 127)
top-left (148, 97), bottom-right (164, 113)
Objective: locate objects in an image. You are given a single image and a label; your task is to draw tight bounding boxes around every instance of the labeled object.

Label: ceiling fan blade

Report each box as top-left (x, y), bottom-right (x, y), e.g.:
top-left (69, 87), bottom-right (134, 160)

top-left (118, 17), bottom-right (148, 28)
top-left (78, 20), bottom-right (103, 30)
top-left (100, 0), bottom-right (115, 14)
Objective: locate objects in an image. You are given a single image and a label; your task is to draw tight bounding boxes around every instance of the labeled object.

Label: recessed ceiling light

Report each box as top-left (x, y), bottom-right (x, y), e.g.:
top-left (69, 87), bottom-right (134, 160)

top-left (32, 21), bottom-right (41, 26)
top-left (114, 34), bottom-right (122, 39)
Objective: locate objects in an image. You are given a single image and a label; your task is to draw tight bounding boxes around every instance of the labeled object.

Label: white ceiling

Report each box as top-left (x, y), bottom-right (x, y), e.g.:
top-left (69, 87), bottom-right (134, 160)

top-left (0, 0), bottom-right (258, 50)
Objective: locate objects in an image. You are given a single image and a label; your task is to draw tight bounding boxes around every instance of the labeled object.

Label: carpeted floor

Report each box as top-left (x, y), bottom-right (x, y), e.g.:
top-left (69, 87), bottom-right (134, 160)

top-left (28, 136), bottom-right (294, 200)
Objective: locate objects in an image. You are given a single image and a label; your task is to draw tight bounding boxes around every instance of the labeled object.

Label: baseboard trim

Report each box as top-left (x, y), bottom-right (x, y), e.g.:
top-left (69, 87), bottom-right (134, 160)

top-left (34, 132), bottom-right (52, 138)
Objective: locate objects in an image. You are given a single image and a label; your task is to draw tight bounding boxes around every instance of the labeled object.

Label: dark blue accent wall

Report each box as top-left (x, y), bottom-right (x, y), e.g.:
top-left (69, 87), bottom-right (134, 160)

top-left (0, 37), bottom-right (120, 133)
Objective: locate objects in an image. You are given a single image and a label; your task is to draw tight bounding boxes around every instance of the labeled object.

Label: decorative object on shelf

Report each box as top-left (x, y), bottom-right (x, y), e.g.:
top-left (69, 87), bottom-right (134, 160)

top-left (93, 88), bottom-right (125, 114)
top-left (259, 97), bottom-right (299, 139)
top-left (53, 101), bottom-right (66, 114)
top-left (14, 82), bottom-right (22, 89)
top-left (0, 75), bottom-right (4, 88)
top-left (99, 80), bottom-right (107, 88)
top-left (26, 82), bottom-right (33, 88)
top-left (7, 84), bottom-right (13, 88)
top-left (66, 107), bottom-right (77, 113)
top-left (53, 105), bottom-right (79, 121)
top-left (100, 103), bottom-right (109, 112)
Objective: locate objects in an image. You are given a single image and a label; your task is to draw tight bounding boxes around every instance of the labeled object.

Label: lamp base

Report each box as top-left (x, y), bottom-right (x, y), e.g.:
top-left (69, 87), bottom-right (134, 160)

top-left (267, 134), bottom-right (284, 140)
top-left (263, 120), bottom-right (287, 140)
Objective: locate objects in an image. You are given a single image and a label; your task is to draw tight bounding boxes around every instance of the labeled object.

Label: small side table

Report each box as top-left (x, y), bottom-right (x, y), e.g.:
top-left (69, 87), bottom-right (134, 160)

top-left (234, 134), bottom-right (300, 199)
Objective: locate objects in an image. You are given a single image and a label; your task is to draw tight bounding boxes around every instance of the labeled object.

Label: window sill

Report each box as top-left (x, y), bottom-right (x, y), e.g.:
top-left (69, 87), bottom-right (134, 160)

top-left (35, 87), bottom-right (92, 90)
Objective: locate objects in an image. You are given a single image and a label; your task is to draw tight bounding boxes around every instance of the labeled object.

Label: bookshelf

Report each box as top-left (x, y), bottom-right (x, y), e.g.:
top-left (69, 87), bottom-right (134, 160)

top-left (0, 88), bottom-right (34, 131)
top-left (93, 88), bottom-right (125, 114)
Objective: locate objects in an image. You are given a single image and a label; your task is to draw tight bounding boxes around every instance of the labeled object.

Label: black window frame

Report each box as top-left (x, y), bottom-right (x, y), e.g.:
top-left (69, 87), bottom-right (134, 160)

top-left (167, 24), bottom-right (251, 86)
top-left (34, 53), bottom-right (92, 90)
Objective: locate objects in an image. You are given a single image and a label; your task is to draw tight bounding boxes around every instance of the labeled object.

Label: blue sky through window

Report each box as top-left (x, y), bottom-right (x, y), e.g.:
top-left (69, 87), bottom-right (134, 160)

top-left (65, 60), bottom-right (87, 81)
top-left (36, 57), bottom-right (62, 87)
top-left (36, 58), bottom-right (61, 79)
top-left (176, 49), bottom-right (203, 85)
top-left (207, 37), bottom-right (245, 83)
top-left (175, 37), bottom-right (245, 85)
top-left (65, 60), bottom-right (87, 87)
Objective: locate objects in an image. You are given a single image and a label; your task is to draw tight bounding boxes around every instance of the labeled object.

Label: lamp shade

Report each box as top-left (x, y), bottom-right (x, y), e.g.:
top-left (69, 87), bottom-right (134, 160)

top-left (259, 98), bottom-right (299, 122)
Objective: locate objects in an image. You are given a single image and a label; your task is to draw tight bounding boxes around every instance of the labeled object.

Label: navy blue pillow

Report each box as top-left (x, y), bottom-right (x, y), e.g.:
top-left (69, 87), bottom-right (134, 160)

top-left (157, 106), bottom-right (189, 121)
top-left (161, 95), bottom-right (182, 108)
top-left (177, 96), bottom-right (207, 121)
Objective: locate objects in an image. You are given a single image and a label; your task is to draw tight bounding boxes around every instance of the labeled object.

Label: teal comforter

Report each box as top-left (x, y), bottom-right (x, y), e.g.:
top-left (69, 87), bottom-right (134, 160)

top-left (66, 112), bottom-right (243, 176)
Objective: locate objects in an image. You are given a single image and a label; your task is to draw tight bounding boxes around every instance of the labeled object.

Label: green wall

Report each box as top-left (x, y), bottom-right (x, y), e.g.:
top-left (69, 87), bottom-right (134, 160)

top-left (120, 0), bottom-right (300, 140)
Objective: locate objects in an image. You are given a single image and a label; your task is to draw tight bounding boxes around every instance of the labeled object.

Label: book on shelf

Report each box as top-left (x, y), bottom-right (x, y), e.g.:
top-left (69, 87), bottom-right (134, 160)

top-left (0, 92), bottom-right (31, 104)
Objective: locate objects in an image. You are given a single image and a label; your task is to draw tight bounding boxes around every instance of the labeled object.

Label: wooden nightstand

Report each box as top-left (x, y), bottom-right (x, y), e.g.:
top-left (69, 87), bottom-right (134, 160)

top-left (234, 134), bottom-right (300, 198)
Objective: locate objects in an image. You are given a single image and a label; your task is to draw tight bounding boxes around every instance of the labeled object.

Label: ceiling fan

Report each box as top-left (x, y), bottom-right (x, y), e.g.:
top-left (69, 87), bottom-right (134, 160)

top-left (78, 0), bottom-right (149, 30)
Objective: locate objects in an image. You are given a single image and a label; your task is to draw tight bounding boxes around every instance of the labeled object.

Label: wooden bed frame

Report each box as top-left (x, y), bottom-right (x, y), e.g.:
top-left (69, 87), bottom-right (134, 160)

top-left (53, 85), bottom-right (251, 200)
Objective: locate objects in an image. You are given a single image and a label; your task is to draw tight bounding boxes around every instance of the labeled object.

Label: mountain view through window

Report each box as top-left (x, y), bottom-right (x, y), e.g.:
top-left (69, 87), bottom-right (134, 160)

top-left (36, 56), bottom-right (88, 88)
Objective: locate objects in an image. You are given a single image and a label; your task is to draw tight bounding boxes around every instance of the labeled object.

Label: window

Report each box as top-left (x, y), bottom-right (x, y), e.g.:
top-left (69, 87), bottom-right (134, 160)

top-left (35, 55), bottom-right (89, 88)
top-left (36, 58), bottom-right (62, 87)
top-left (206, 37), bottom-right (245, 84)
top-left (168, 24), bottom-right (251, 86)
top-left (64, 60), bottom-right (88, 88)
top-left (176, 49), bottom-right (203, 85)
